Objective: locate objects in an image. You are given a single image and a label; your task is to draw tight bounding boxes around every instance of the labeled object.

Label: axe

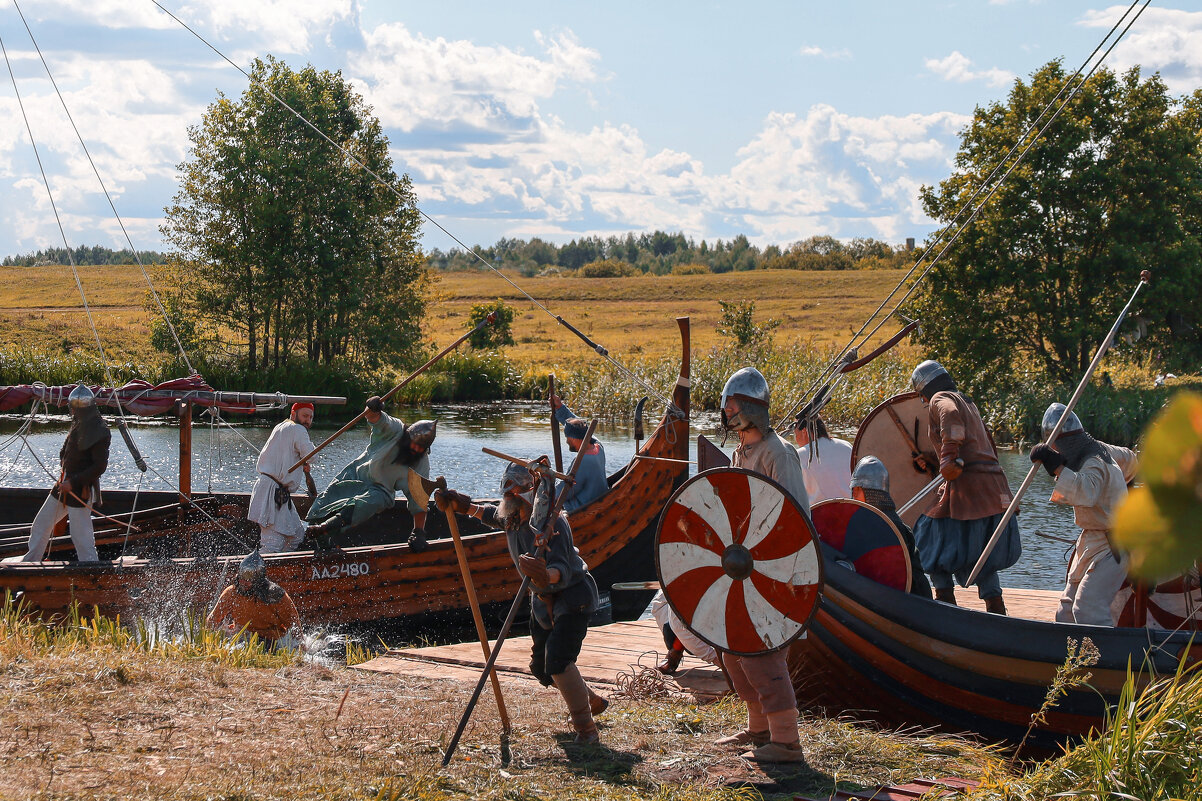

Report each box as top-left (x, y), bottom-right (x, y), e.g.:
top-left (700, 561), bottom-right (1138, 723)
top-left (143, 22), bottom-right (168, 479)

top-left (406, 470), bottom-right (447, 508)
top-left (633, 396), bottom-right (648, 452)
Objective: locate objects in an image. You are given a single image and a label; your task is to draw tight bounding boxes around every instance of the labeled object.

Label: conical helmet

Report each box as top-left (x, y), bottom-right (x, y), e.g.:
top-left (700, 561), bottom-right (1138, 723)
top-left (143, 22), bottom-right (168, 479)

top-left (720, 367), bottom-right (770, 432)
top-left (237, 550), bottom-right (267, 586)
top-left (408, 419), bottom-right (437, 450)
top-left (1041, 403), bottom-right (1084, 441)
top-left (910, 360), bottom-right (949, 394)
top-left (68, 383), bottom-right (96, 410)
top-left (850, 455), bottom-right (890, 493)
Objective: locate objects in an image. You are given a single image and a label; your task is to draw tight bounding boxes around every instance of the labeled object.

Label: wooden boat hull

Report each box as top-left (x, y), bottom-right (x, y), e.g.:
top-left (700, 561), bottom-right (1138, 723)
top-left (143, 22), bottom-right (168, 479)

top-left (789, 545), bottom-right (1199, 750)
top-left (0, 320), bottom-right (693, 626)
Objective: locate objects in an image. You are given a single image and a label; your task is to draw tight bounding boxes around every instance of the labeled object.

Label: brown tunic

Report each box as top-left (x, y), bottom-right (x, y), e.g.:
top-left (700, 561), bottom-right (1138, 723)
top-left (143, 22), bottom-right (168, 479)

top-left (925, 391), bottom-right (1011, 521)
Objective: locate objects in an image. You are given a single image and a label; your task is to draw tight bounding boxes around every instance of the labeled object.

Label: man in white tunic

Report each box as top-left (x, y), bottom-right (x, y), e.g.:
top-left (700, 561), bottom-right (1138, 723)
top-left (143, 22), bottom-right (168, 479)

top-left (249, 403), bottom-right (318, 554)
top-left (793, 412), bottom-right (853, 503)
top-left (1029, 403), bottom-right (1136, 626)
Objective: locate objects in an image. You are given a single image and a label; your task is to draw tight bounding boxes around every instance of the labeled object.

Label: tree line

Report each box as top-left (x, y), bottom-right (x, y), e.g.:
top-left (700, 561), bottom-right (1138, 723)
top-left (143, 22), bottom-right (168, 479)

top-left (426, 232), bottom-right (915, 276)
top-left (2, 245), bottom-right (167, 267)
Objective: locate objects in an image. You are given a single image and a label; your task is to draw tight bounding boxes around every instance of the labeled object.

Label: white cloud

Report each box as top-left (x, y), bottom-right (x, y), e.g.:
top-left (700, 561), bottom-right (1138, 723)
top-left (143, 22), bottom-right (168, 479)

top-left (800, 45), bottom-right (852, 60)
top-left (1080, 5), bottom-right (1202, 94)
top-left (925, 51), bottom-right (1015, 88)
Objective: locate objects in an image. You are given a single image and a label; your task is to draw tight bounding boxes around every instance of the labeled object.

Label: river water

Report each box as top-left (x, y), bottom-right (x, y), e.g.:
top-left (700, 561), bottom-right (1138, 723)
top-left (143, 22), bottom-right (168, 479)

top-left (0, 403), bottom-right (1078, 591)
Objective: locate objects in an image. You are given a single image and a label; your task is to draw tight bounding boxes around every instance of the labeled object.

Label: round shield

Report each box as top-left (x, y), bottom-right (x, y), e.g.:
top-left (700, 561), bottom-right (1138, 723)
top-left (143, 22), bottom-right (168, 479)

top-left (655, 467), bottom-right (823, 656)
top-left (852, 391), bottom-right (937, 527)
top-left (811, 499), bottom-right (912, 592)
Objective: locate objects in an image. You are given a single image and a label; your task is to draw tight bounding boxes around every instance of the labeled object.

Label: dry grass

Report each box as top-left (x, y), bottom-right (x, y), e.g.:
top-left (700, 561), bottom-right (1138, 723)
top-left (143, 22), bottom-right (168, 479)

top-left (0, 265), bottom-right (910, 372)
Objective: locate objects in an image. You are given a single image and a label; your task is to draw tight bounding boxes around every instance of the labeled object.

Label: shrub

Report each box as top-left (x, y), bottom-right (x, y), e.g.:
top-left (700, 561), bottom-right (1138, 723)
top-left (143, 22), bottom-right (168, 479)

top-left (671, 263), bottom-right (710, 276)
top-left (717, 299), bottom-right (780, 348)
top-left (579, 259), bottom-right (636, 278)
top-left (466, 299), bottom-right (516, 348)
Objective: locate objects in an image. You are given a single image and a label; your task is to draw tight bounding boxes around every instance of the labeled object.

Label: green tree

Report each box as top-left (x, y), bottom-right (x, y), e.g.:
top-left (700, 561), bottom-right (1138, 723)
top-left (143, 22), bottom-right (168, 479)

top-left (466, 299), bottom-right (516, 348)
top-left (717, 299), bottom-right (779, 348)
top-left (161, 55), bottom-right (427, 373)
top-left (911, 61), bottom-right (1202, 386)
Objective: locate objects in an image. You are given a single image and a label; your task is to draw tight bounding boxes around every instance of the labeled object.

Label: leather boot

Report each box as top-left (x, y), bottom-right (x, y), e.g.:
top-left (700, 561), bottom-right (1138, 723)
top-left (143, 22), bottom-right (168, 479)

top-left (984, 595), bottom-right (1007, 616)
top-left (407, 527), bottom-right (429, 553)
top-left (587, 687), bottom-right (609, 716)
top-left (934, 587), bottom-right (958, 605)
top-left (656, 647), bottom-right (684, 675)
top-left (552, 665), bottom-right (599, 744)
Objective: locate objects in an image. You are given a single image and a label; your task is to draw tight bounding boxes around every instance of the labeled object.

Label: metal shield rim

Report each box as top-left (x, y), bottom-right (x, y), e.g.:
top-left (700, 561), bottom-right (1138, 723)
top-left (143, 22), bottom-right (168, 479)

top-left (654, 466), bottom-right (825, 656)
top-left (810, 497), bottom-right (912, 594)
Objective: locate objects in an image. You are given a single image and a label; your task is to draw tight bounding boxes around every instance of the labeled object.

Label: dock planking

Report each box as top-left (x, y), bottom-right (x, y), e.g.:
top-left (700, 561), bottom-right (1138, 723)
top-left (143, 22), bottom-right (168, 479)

top-left (351, 587), bottom-right (1059, 693)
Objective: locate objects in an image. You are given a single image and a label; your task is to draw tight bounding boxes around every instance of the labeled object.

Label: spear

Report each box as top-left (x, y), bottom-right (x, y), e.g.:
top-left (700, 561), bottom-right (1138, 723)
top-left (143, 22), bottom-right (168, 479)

top-left (966, 270), bottom-right (1151, 586)
top-left (442, 420), bottom-right (598, 765)
top-left (287, 312), bottom-right (496, 473)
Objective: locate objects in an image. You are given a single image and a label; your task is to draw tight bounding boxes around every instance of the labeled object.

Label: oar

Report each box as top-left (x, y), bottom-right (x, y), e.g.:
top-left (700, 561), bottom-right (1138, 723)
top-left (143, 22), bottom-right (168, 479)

top-left (438, 493), bottom-right (511, 733)
top-left (442, 420), bottom-right (597, 766)
top-left (966, 270), bottom-right (1151, 586)
top-left (548, 373), bottom-right (563, 473)
top-left (481, 446), bottom-right (575, 483)
top-left (287, 312), bottom-right (497, 473)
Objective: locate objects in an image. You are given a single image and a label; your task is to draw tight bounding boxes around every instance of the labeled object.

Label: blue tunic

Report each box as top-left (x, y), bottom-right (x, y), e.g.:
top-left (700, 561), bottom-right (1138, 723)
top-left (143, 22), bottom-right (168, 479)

top-left (554, 403), bottom-right (608, 512)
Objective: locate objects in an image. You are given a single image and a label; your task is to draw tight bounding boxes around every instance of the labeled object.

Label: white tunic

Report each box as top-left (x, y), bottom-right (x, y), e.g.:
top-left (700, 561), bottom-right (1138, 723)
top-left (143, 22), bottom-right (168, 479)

top-left (247, 420), bottom-right (315, 536)
top-left (796, 436), bottom-right (854, 504)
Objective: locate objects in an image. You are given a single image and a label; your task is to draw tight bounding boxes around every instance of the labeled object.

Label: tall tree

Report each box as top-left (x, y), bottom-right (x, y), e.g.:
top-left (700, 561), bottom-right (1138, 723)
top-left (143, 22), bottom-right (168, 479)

top-left (161, 56), bottom-right (427, 372)
top-left (911, 61), bottom-right (1202, 386)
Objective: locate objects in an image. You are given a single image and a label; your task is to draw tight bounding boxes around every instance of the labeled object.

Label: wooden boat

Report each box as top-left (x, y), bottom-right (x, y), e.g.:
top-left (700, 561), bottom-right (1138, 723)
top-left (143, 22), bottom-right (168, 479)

top-left (0, 318), bottom-right (692, 625)
top-left (788, 543), bottom-right (1200, 751)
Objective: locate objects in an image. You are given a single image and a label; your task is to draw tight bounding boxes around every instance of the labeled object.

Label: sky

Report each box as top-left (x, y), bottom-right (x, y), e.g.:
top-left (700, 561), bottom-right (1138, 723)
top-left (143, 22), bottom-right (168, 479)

top-left (0, 1), bottom-right (1200, 258)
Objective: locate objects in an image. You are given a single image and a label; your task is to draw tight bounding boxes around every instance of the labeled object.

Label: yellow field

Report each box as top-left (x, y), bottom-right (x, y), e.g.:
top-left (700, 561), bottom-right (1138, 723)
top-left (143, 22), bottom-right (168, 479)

top-left (0, 264), bottom-right (913, 367)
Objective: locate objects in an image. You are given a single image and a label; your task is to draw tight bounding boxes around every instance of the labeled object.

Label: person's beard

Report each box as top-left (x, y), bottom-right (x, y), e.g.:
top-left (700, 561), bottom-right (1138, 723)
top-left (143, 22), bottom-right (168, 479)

top-left (393, 430), bottom-right (422, 465)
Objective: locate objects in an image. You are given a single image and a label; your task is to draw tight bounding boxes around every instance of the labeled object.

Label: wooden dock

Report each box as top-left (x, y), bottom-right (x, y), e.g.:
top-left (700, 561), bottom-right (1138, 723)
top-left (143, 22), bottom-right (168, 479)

top-left (352, 586), bottom-right (1059, 692)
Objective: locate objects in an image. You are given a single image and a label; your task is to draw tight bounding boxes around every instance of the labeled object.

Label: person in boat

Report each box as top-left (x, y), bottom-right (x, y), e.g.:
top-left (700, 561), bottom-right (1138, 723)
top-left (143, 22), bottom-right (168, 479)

top-left (304, 396), bottom-right (437, 553)
top-left (205, 550), bottom-right (300, 643)
top-left (549, 391), bottom-right (607, 511)
top-left (910, 360), bottom-right (1020, 615)
top-left (1029, 403), bottom-right (1136, 626)
top-left (439, 465), bottom-right (608, 744)
top-left (850, 456), bottom-right (932, 598)
top-left (716, 366), bottom-right (807, 763)
top-left (649, 590), bottom-right (719, 675)
top-left (6, 384), bottom-right (109, 563)
top-left (250, 402), bottom-right (318, 554)
top-left (793, 410), bottom-right (853, 503)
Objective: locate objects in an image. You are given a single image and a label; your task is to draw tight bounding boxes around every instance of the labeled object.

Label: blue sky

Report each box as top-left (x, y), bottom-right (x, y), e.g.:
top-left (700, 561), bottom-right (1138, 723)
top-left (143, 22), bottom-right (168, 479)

top-left (0, 1), bottom-right (1200, 257)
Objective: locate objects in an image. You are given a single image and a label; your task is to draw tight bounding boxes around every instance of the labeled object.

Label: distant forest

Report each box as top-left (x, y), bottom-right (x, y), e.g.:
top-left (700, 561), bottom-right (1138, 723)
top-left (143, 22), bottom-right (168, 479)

top-left (427, 232), bottom-right (916, 276)
top-left (2, 245), bottom-right (168, 267)
top-left (3, 231), bottom-right (916, 275)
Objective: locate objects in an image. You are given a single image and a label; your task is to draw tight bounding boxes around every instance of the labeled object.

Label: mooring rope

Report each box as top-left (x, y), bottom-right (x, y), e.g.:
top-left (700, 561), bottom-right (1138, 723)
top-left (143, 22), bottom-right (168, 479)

top-left (147, 0), bottom-right (680, 417)
top-left (776, 0), bottom-right (1151, 430)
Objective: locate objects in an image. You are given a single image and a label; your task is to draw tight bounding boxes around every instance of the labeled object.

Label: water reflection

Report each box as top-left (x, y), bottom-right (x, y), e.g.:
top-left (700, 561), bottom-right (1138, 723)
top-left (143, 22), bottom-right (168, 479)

top-left (0, 404), bottom-right (1079, 590)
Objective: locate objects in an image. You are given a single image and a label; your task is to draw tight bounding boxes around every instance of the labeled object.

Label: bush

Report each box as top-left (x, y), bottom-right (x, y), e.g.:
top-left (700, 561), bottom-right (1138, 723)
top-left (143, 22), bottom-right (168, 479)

top-left (466, 299), bottom-right (516, 348)
top-left (671, 263), bottom-right (710, 276)
top-left (717, 300), bottom-right (780, 348)
top-left (578, 259), bottom-right (636, 278)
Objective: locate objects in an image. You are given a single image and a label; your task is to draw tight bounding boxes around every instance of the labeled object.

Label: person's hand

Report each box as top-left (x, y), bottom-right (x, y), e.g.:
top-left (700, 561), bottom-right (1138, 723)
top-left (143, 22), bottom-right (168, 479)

top-left (914, 451), bottom-right (937, 474)
top-left (549, 391), bottom-right (562, 410)
top-left (434, 489), bottom-right (472, 514)
top-left (518, 553), bottom-right (550, 588)
top-left (365, 395), bottom-right (384, 413)
top-left (939, 459), bottom-right (964, 482)
top-left (1029, 443), bottom-right (1065, 477)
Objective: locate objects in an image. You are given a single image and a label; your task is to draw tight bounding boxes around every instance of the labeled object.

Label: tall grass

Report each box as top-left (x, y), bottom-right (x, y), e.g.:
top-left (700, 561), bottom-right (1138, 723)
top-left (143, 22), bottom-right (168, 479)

top-left (0, 591), bottom-right (298, 669)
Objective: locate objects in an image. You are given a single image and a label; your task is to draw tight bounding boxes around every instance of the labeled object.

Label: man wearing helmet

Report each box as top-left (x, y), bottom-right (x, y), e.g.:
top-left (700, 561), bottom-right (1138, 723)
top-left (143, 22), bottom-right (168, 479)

top-left (206, 550), bottom-right (300, 643)
top-left (1029, 403), bottom-right (1137, 625)
top-left (850, 456), bottom-right (932, 598)
top-left (549, 391), bottom-right (608, 511)
top-left (909, 360), bottom-right (1019, 615)
top-left (250, 402), bottom-right (318, 554)
top-left (716, 366), bottom-right (808, 763)
top-left (7, 383), bottom-right (110, 563)
top-left (439, 463), bottom-right (608, 744)
top-left (305, 396), bottom-right (437, 553)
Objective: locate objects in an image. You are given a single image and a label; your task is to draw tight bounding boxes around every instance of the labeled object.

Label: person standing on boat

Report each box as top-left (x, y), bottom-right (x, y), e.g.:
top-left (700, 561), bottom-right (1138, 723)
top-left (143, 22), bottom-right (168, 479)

top-left (304, 396), bottom-right (437, 553)
top-left (250, 403), bottom-right (318, 554)
top-left (1029, 403), bottom-right (1135, 626)
top-left (910, 360), bottom-right (1019, 615)
top-left (549, 391), bottom-right (608, 511)
top-left (715, 366), bottom-right (807, 763)
top-left (205, 550), bottom-right (300, 643)
top-left (850, 456), bottom-right (932, 598)
top-left (793, 411), bottom-right (853, 503)
top-left (439, 464), bottom-right (608, 744)
top-left (6, 384), bottom-right (109, 563)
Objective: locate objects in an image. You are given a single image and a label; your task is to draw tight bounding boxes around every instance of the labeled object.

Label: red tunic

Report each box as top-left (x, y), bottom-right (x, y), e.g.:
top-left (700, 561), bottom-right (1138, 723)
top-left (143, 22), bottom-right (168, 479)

top-left (924, 391), bottom-right (1011, 521)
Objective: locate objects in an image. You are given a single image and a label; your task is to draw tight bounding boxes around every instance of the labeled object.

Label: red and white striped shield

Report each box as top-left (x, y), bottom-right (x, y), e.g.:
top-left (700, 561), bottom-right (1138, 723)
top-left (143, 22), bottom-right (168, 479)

top-left (656, 467), bottom-right (823, 656)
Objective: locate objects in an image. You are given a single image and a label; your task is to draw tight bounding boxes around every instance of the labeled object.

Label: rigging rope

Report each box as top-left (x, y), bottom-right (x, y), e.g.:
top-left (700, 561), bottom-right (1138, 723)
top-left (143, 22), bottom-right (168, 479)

top-left (147, 0), bottom-right (681, 417)
top-left (775, 0), bottom-right (1151, 430)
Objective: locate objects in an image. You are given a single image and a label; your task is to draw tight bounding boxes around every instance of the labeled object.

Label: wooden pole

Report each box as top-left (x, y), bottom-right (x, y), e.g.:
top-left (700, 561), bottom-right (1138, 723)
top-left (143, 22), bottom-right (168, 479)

top-left (288, 312), bottom-right (496, 473)
top-left (966, 271), bottom-right (1151, 586)
top-left (549, 373), bottom-right (563, 473)
top-left (178, 400), bottom-right (192, 504)
top-left (441, 503), bottom-right (511, 732)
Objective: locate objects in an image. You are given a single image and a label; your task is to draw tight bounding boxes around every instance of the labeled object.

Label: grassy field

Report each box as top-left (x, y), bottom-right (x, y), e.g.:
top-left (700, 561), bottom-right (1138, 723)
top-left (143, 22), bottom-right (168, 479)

top-left (0, 264), bottom-right (913, 369)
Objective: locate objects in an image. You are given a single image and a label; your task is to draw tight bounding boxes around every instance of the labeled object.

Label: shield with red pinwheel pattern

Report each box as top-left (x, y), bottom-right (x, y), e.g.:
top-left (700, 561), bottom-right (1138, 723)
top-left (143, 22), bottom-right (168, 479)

top-left (810, 499), bottom-right (912, 593)
top-left (656, 467), bottom-right (823, 656)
